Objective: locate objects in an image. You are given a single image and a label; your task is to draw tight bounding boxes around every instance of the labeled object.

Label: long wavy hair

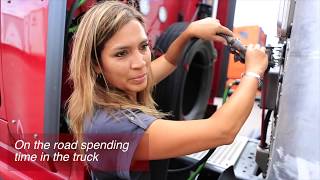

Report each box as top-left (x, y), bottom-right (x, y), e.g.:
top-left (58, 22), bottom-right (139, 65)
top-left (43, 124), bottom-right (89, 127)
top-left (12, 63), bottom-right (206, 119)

top-left (67, 1), bottom-right (164, 144)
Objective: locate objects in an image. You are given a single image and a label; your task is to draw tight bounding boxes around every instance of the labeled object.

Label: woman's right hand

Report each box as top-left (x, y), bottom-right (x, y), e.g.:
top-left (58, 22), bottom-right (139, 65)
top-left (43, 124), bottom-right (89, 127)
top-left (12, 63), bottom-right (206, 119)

top-left (244, 44), bottom-right (268, 77)
top-left (185, 17), bottom-right (234, 45)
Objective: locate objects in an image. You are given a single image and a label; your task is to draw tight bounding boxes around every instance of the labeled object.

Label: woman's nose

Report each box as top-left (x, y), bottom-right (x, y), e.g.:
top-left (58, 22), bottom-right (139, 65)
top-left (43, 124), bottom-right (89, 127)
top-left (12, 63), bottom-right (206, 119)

top-left (131, 51), bottom-right (146, 69)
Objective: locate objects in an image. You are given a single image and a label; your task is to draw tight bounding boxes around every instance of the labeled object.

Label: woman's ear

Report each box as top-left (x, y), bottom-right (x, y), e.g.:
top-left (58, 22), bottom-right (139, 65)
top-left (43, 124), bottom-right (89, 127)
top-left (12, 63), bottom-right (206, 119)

top-left (93, 65), bottom-right (102, 74)
top-left (93, 57), bottom-right (104, 74)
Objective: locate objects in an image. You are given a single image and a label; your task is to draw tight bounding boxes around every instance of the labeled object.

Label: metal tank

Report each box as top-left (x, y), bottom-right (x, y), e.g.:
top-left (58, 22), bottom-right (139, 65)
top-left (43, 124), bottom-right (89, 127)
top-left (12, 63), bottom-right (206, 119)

top-left (267, 0), bottom-right (320, 179)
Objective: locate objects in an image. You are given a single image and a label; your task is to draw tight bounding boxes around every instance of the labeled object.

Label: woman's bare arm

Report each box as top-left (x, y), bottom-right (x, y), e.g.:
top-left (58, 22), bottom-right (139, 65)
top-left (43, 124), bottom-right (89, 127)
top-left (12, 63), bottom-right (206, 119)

top-left (150, 31), bottom-right (190, 84)
top-left (134, 44), bottom-right (268, 160)
top-left (134, 76), bottom-right (258, 160)
top-left (151, 18), bottom-right (233, 84)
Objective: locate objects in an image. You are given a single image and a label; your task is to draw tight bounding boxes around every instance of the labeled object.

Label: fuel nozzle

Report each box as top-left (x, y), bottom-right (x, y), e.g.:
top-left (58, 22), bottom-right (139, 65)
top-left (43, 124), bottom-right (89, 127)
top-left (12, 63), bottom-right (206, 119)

top-left (217, 33), bottom-right (247, 63)
top-left (217, 33), bottom-right (274, 69)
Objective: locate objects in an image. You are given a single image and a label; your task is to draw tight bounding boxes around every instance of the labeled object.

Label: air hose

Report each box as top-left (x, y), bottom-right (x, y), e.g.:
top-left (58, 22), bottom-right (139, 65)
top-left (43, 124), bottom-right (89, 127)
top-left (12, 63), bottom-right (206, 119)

top-left (167, 148), bottom-right (215, 174)
top-left (222, 79), bottom-right (241, 104)
top-left (184, 79), bottom-right (240, 180)
top-left (67, 0), bottom-right (87, 33)
top-left (64, 0), bottom-right (86, 57)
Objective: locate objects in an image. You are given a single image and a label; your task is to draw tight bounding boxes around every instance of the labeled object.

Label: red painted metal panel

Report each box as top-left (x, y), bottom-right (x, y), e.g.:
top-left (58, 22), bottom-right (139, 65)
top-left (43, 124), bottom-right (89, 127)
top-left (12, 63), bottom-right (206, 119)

top-left (0, 119), bottom-right (67, 179)
top-left (0, 1), bottom-right (71, 179)
top-left (210, 0), bottom-right (232, 103)
top-left (180, 0), bottom-right (199, 21)
top-left (0, 0), bottom-right (231, 179)
top-left (1, 0), bottom-right (47, 138)
top-left (144, 0), bottom-right (199, 47)
top-left (0, 50), bottom-right (6, 120)
top-left (0, 0), bottom-right (7, 120)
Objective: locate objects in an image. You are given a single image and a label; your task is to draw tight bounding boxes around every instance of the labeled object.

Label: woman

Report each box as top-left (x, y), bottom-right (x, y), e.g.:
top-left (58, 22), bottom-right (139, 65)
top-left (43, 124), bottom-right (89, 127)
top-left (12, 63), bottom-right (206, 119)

top-left (67, 1), bottom-right (268, 179)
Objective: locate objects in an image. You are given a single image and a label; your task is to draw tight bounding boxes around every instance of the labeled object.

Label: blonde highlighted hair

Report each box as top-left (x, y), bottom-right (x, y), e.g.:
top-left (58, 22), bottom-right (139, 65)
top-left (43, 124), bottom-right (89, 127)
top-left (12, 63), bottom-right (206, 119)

top-left (67, 1), bottom-right (163, 144)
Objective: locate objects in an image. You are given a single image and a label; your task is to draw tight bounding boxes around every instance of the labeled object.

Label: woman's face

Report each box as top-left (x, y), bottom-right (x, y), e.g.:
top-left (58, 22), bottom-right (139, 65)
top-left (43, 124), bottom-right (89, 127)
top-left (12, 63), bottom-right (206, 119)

top-left (100, 20), bottom-right (151, 99)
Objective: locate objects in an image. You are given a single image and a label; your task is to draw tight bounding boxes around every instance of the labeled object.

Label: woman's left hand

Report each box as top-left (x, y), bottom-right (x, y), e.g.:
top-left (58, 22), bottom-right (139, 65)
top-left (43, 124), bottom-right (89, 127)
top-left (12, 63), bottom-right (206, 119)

top-left (185, 17), bottom-right (234, 45)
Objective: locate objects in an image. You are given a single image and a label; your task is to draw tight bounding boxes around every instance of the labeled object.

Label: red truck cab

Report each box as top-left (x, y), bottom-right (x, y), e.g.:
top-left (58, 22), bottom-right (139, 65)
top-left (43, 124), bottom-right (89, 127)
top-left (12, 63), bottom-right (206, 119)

top-left (0, 0), bottom-right (236, 179)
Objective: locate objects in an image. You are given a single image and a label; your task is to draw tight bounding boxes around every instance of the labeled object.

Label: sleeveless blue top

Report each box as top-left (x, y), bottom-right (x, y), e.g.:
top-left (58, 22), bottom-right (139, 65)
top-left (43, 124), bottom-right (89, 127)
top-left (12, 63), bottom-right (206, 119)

top-left (83, 108), bottom-right (157, 179)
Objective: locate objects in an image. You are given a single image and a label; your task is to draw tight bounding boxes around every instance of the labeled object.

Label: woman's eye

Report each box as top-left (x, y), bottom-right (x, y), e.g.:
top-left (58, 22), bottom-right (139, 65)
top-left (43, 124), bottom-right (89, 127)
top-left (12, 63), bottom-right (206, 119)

top-left (140, 43), bottom-right (149, 51)
top-left (115, 50), bottom-right (128, 57)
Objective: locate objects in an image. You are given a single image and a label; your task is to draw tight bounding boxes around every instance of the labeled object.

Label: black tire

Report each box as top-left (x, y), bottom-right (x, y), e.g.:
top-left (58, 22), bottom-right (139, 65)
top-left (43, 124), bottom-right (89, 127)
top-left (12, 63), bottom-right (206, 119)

top-left (154, 22), bottom-right (216, 120)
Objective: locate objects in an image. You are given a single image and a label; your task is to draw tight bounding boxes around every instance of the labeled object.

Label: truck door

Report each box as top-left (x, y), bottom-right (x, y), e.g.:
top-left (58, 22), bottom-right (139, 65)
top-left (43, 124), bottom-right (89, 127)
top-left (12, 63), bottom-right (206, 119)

top-left (1, 0), bottom-right (48, 138)
top-left (0, 0), bottom-right (6, 120)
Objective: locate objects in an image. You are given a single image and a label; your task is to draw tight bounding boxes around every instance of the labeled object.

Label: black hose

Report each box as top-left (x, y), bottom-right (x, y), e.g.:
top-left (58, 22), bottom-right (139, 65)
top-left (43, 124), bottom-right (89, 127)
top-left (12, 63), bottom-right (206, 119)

top-left (167, 148), bottom-right (215, 173)
top-left (260, 109), bottom-right (272, 148)
top-left (64, 0), bottom-right (80, 57)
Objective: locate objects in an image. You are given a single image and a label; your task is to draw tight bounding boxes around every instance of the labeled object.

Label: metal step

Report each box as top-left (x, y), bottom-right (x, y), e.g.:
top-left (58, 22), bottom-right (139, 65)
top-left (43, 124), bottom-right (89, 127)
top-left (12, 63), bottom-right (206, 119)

top-left (185, 135), bottom-right (249, 172)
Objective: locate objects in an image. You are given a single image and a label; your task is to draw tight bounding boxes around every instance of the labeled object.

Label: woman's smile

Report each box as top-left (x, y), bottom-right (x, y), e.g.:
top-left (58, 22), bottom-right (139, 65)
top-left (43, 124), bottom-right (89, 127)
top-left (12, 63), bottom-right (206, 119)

top-left (129, 73), bottom-right (147, 84)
